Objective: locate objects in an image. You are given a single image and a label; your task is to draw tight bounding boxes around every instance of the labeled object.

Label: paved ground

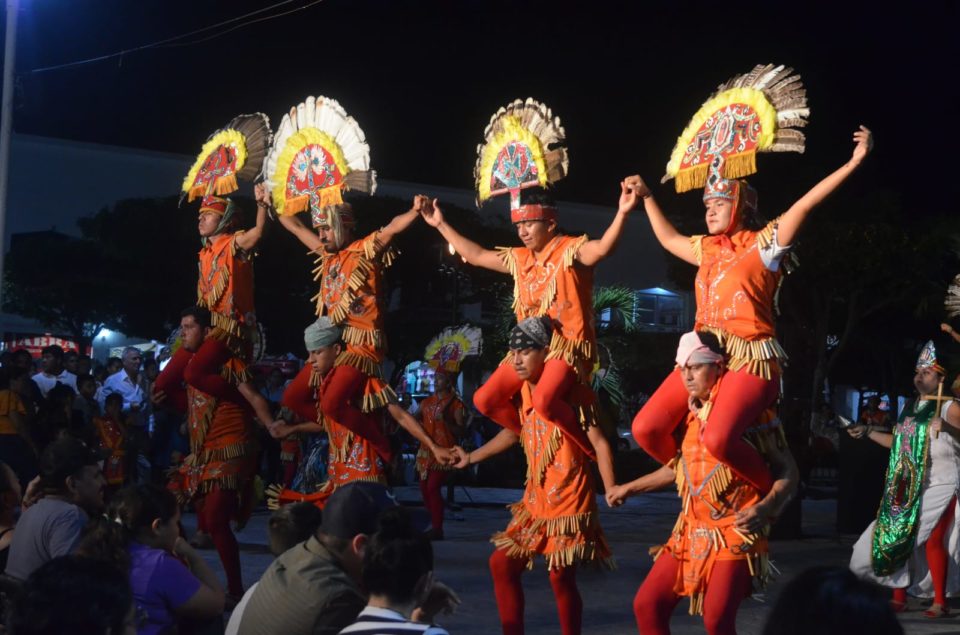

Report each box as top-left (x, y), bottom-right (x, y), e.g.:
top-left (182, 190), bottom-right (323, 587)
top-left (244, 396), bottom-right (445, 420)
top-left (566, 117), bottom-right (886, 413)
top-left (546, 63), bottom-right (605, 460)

top-left (184, 488), bottom-right (960, 634)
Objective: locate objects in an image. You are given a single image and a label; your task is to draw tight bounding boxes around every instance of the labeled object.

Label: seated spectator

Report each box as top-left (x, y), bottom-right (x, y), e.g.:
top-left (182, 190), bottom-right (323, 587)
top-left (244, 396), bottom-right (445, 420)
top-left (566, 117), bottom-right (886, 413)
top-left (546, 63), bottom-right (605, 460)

top-left (5, 555), bottom-right (138, 635)
top-left (238, 482), bottom-right (441, 635)
top-left (340, 506), bottom-right (453, 635)
top-left (761, 566), bottom-right (903, 635)
top-left (78, 483), bottom-right (225, 635)
top-left (0, 461), bottom-right (21, 571)
top-left (31, 345), bottom-right (77, 398)
top-left (4, 437), bottom-right (105, 580)
top-left (226, 502), bottom-right (324, 635)
top-left (0, 368), bottom-right (38, 488)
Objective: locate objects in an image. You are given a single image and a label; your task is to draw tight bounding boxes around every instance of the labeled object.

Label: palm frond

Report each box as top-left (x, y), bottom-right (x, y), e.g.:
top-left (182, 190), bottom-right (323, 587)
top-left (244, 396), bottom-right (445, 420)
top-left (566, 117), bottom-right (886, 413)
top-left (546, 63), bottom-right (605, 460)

top-left (593, 286), bottom-right (637, 333)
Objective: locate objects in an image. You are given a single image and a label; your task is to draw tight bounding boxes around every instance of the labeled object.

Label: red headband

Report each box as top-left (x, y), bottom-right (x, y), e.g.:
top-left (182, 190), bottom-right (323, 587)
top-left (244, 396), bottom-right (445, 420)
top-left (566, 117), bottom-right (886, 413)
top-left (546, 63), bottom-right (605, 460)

top-left (199, 195), bottom-right (228, 216)
top-left (511, 204), bottom-right (558, 224)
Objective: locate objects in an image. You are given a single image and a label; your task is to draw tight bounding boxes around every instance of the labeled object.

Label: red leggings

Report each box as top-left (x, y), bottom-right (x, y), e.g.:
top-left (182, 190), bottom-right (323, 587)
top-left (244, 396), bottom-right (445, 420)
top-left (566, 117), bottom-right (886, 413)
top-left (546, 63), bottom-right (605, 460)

top-left (631, 368), bottom-right (776, 493)
top-left (489, 548), bottom-right (582, 635)
top-left (419, 469), bottom-right (448, 535)
top-left (633, 554), bottom-right (752, 635)
top-left (183, 337), bottom-right (245, 404)
top-left (893, 495), bottom-right (957, 606)
top-left (474, 360), bottom-right (594, 458)
top-left (319, 365), bottom-right (393, 463)
top-left (195, 487), bottom-right (243, 597)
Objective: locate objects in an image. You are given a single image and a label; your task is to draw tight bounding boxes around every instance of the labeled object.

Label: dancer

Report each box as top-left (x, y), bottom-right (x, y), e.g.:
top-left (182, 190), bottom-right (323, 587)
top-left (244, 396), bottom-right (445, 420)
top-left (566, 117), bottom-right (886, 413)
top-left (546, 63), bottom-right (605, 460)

top-left (610, 331), bottom-right (798, 635)
top-left (452, 317), bottom-right (615, 635)
top-left (631, 63), bottom-right (873, 494)
top-left (421, 99), bottom-right (641, 456)
top-left (154, 306), bottom-right (258, 600)
top-left (267, 95), bottom-right (426, 465)
top-left (180, 113), bottom-right (277, 427)
top-left (267, 317), bottom-right (454, 509)
top-left (416, 325), bottom-right (480, 540)
top-left (848, 340), bottom-right (960, 618)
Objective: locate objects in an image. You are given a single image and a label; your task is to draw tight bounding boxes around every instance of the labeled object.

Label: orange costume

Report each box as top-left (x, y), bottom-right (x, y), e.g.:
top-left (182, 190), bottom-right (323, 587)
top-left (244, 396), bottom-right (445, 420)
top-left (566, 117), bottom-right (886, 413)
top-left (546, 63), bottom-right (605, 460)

top-left (415, 393), bottom-right (464, 480)
top-left (270, 363), bottom-right (387, 509)
top-left (313, 231), bottom-right (396, 410)
top-left (94, 416), bottom-right (126, 487)
top-left (494, 383), bottom-right (612, 571)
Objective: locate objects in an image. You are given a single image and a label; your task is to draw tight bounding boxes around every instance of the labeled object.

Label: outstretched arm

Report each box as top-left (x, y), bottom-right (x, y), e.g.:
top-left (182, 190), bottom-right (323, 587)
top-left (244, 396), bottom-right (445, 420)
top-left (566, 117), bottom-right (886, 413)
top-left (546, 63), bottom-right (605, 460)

top-left (277, 212), bottom-right (323, 252)
top-left (605, 463), bottom-right (676, 507)
top-left (847, 422), bottom-right (893, 449)
top-left (577, 176), bottom-right (642, 267)
top-left (587, 425), bottom-right (616, 495)
top-left (420, 199), bottom-right (509, 273)
top-left (378, 195), bottom-right (429, 249)
top-left (452, 428), bottom-right (519, 468)
top-left (634, 178), bottom-right (697, 266)
top-left (235, 183), bottom-right (270, 252)
top-left (777, 126), bottom-right (874, 247)
top-left (387, 403), bottom-right (455, 465)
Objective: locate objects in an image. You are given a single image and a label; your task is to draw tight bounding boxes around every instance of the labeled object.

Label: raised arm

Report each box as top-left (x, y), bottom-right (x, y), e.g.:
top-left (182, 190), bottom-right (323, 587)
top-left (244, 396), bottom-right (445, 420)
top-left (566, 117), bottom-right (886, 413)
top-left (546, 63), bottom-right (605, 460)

top-left (377, 195), bottom-right (429, 250)
top-left (420, 199), bottom-right (509, 273)
top-left (234, 183), bottom-right (270, 252)
top-left (635, 178), bottom-right (697, 266)
top-left (277, 212), bottom-right (323, 252)
top-left (777, 126), bottom-right (874, 247)
top-left (577, 176), bottom-right (642, 267)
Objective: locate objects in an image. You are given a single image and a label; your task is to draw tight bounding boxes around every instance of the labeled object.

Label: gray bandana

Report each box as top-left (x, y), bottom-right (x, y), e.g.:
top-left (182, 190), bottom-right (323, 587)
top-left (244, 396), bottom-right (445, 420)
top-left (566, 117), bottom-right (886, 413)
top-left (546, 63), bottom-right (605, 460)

top-left (304, 317), bottom-right (342, 351)
top-left (509, 317), bottom-right (553, 350)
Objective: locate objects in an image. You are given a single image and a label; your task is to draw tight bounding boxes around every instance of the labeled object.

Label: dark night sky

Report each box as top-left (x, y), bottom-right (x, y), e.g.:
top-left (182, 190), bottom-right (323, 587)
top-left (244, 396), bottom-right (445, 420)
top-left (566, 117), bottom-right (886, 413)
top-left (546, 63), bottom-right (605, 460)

top-left (4, 1), bottom-right (958, 216)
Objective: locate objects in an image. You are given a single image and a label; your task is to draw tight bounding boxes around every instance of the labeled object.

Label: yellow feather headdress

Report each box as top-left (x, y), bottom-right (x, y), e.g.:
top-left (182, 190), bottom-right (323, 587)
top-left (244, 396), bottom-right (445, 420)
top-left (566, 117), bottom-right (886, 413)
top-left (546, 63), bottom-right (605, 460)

top-left (263, 96), bottom-right (376, 219)
top-left (662, 64), bottom-right (809, 193)
top-left (181, 113), bottom-right (272, 203)
top-left (474, 98), bottom-right (568, 210)
top-left (424, 325), bottom-right (482, 373)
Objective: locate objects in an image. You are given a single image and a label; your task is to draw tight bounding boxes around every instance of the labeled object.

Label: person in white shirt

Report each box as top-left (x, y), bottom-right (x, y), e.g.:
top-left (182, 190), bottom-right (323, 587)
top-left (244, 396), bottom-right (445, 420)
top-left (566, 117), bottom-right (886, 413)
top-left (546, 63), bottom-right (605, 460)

top-left (31, 345), bottom-right (77, 398)
top-left (101, 347), bottom-right (149, 483)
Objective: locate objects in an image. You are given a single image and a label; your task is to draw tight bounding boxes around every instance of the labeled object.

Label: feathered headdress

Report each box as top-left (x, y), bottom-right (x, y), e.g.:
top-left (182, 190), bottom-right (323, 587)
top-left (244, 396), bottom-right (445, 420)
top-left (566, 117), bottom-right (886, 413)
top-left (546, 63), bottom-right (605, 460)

top-left (181, 113), bottom-right (272, 203)
top-left (264, 96), bottom-right (376, 228)
top-left (662, 64), bottom-right (809, 193)
top-left (424, 325), bottom-right (482, 373)
top-left (474, 98), bottom-right (568, 212)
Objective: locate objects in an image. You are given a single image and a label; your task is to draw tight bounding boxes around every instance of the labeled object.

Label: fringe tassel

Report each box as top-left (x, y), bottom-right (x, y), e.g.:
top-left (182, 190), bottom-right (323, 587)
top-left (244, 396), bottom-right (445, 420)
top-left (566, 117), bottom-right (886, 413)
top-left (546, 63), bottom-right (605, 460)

top-left (198, 264), bottom-right (230, 310)
top-left (334, 351), bottom-right (382, 378)
top-left (675, 164), bottom-right (710, 193)
top-left (361, 385), bottom-right (398, 412)
top-left (342, 326), bottom-right (385, 349)
top-left (690, 235), bottom-right (704, 265)
top-left (525, 426), bottom-right (564, 486)
top-left (698, 326), bottom-right (787, 379)
top-left (200, 441), bottom-right (257, 464)
top-left (214, 174), bottom-right (238, 196)
top-left (312, 245), bottom-right (377, 323)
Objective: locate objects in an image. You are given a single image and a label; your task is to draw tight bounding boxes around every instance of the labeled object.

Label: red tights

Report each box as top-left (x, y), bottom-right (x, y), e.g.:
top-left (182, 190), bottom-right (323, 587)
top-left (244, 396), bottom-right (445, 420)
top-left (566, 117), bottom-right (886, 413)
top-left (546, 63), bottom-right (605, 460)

top-left (419, 470), bottom-right (448, 535)
top-left (183, 337), bottom-right (245, 404)
top-left (320, 365), bottom-right (393, 463)
top-left (631, 368), bottom-right (777, 493)
top-left (893, 495), bottom-right (957, 606)
top-left (633, 554), bottom-right (751, 635)
top-left (489, 548), bottom-right (582, 635)
top-left (194, 487), bottom-right (243, 597)
top-left (474, 360), bottom-right (594, 458)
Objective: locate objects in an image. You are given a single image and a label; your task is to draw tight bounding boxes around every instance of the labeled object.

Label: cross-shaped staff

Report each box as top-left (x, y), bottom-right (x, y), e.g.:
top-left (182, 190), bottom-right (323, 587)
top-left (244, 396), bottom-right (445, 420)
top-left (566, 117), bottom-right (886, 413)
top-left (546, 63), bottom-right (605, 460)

top-left (922, 381), bottom-right (951, 438)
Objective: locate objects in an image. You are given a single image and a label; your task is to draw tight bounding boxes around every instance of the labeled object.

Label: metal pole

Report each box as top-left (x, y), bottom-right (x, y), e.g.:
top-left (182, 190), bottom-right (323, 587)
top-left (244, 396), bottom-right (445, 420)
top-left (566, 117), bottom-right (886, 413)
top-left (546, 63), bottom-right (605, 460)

top-left (0, 0), bottom-right (19, 308)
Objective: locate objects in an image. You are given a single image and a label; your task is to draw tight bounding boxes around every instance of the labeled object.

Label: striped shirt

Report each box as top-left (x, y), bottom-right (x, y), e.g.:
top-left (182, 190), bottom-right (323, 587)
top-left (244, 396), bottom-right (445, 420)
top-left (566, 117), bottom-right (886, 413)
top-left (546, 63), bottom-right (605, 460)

top-left (339, 606), bottom-right (450, 635)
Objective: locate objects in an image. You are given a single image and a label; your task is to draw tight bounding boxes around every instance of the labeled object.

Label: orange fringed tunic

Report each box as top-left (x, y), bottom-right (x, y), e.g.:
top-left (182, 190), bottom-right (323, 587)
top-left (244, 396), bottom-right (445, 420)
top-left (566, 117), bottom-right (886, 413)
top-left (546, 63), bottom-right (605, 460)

top-left (415, 393), bottom-right (464, 480)
top-left (94, 416), bottom-right (125, 486)
top-left (312, 231), bottom-right (397, 411)
top-left (272, 389), bottom-right (386, 509)
top-left (197, 232), bottom-right (257, 383)
top-left (656, 410), bottom-right (782, 615)
top-left (169, 385), bottom-right (258, 507)
top-left (493, 383), bottom-right (613, 571)
top-left (498, 234), bottom-right (598, 424)
top-left (690, 218), bottom-right (790, 379)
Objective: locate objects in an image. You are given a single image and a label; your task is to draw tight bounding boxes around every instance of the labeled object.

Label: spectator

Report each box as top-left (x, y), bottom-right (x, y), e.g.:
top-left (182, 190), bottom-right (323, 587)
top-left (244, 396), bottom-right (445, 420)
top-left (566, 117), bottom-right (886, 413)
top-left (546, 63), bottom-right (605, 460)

top-left (63, 350), bottom-right (80, 376)
top-left (237, 482), bottom-right (435, 635)
top-left (95, 393), bottom-right (128, 495)
top-left (5, 437), bottom-right (106, 580)
top-left (102, 347), bottom-right (150, 484)
top-left (78, 484), bottom-right (225, 635)
top-left (0, 461), bottom-right (22, 571)
top-left (107, 356), bottom-right (124, 376)
top-left (73, 373), bottom-right (102, 429)
top-left (762, 566), bottom-right (903, 635)
top-left (0, 367), bottom-right (38, 487)
top-left (39, 382), bottom-right (94, 447)
top-left (77, 353), bottom-right (93, 377)
top-left (6, 555), bottom-right (138, 635)
top-left (261, 368), bottom-right (288, 406)
top-left (340, 506), bottom-right (454, 635)
top-left (226, 502), bottom-right (324, 635)
top-left (31, 345), bottom-right (78, 398)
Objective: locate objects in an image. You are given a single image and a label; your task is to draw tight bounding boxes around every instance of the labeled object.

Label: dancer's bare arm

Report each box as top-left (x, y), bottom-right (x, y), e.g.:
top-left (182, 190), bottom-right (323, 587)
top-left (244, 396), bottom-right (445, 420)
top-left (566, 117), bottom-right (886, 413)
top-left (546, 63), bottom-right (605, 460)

top-left (577, 176), bottom-right (642, 267)
top-left (735, 436), bottom-right (799, 532)
top-left (586, 425), bottom-right (617, 495)
top-left (452, 428), bottom-right (519, 468)
top-left (777, 126), bottom-right (874, 247)
top-left (277, 213), bottom-right (322, 251)
top-left (378, 195), bottom-right (429, 249)
top-left (931, 402), bottom-right (960, 441)
top-left (235, 183), bottom-right (270, 252)
top-left (848, 422), bottom-right (893, 448)
top-left (605, 463), bottom-right (676, 506)
top-left (387, 403), bottom-right (456, 465)
top-left (636, 178), bottom-right (697, 265)
top-left (942, 323), bottom-right (960, 345)
top-left (420, 199), bottom-right (508, 273)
